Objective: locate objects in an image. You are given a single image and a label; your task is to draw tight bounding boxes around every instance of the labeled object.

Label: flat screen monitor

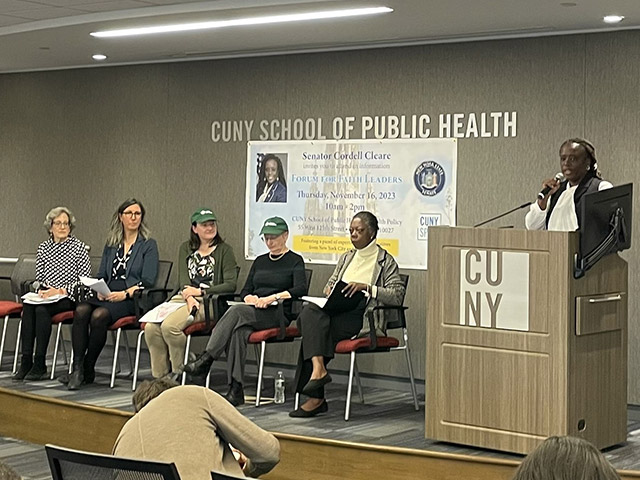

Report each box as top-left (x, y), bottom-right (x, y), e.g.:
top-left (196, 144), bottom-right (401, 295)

top-left (579, 182), bottom-right (633, 258)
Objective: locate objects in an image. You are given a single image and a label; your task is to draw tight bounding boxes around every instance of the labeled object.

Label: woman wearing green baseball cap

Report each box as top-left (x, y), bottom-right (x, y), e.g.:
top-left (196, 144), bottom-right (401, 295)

top-left (143, 208), bottom-right (238, 378)
top-left (182, 216), bottom-right (307, 406)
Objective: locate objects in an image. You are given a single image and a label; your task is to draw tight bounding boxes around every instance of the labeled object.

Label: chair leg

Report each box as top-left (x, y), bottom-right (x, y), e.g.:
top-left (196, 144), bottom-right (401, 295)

top-left (354, 359), bottom-right (364, 403)
top-left (132, 330), bottom-right (145, 391)
top-left (403, 337), bottom-right (419, 411)
top-left (0, 315), bottom-right (8, 369)
top-left (110, 328), bottom-right (122, 388)
top-left (345, 351), bottom-right (356, 421)
top-left (255, 342), bottom-right (266, 407)
top-left (51, 323), bottom-right (63, 380)
top-left (12, 320), bottom-right (22, 374)
top-left (181, 335), bottom-right (191, 386)
top-left (294, 392), bottom-right (300, 410)
top-left (111, 331), bottom-right (121, 374)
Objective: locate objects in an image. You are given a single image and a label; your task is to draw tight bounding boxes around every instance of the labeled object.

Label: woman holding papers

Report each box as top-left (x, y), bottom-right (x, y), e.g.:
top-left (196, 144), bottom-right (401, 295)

top-left (13, 207), bottom-right (91, 381)
top-left (144, 208), bottom-right (238, 378)
top-left (289, 211), bottom-right (405, 418)
top-left (182, 216), bottom-right (307, 407)
top-left (64, 199), bottom-right (159, 390)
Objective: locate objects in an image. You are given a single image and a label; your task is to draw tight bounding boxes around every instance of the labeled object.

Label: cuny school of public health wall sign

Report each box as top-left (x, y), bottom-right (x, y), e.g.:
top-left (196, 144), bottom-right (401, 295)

top-left (459, 249), bottom-right (530, 331)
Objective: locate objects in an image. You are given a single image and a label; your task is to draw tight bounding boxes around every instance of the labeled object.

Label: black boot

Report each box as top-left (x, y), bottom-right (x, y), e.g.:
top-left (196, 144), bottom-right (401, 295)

top-left (24, 355), bottom-right (47, 381)
top-left (12, 355), bottom-right (33, 381)
top-left (83, 358), bottom-right (96, 385)
top-left (225, 380), bottom-right (244, 407)
top-left (68, 364), bottom-right (84, 390)
top-left (182, 352), bottom-right (214, 376)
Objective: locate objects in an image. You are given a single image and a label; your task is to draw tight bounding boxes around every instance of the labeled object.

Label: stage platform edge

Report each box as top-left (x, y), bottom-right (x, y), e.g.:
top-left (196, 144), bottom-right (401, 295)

top-left (2, 387), bottom-right (640, 480)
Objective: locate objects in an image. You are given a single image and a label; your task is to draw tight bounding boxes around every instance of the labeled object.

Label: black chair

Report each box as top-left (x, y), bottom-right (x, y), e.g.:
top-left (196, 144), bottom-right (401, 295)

top-left (249, 268), bottom-right (312, 406)
top-left (108, 259), bottom-right (173, 388)
top-left (211, 471), bottom-right (257, 480)
top-left (294, 273), bottom-right (419, 420)
top-left (0, 253), bottom-right (36, 372)
top-left (46, 444), bottom-right (180, 480)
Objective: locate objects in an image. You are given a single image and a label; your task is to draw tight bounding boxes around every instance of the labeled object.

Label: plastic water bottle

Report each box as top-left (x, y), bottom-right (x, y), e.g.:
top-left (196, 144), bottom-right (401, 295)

top-left (274, 371), bottom-right (285, 404)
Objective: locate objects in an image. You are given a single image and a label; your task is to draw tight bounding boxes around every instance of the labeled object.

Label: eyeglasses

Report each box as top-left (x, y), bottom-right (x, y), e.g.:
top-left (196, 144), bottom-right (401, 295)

top-left (263, 234), bottom-right (282, 242)
top-left (122, 211), bottom-right (142, 218)
top-left (52, 221), bottom-right (70, 228)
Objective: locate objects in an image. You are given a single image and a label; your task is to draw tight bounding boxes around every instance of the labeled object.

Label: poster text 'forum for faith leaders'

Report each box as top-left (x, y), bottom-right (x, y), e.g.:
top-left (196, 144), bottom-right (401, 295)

top-left (245, 139), bottom-right (457, 270)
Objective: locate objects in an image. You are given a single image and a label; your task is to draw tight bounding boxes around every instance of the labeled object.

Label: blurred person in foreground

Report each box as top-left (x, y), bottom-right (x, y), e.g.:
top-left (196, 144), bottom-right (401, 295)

top-left (113, 378), bottom-right (279, 479)
top-left (511, 435), bottom-right (620, 480)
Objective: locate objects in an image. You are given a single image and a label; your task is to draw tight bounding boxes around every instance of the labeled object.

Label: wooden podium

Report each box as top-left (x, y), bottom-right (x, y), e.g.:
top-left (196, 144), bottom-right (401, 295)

top-left (426, 226), bottom-right (628, 454)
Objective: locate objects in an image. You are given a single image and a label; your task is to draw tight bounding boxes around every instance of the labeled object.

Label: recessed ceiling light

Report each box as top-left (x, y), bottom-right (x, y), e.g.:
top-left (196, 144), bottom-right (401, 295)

top-left (90, 6), bottom-right (393, 38)
top-left (603, 15), bottom-right (625, 24)
top-left (92, 54), bottom-right (107, 61)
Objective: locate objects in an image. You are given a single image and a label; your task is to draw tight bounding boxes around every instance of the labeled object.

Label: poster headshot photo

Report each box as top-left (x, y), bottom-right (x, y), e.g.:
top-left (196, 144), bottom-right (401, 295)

top-left (256, 153), bottom-right (288, 203)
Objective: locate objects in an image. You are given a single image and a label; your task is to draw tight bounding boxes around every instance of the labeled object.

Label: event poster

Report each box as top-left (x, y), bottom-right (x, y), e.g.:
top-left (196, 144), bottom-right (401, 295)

top-left (245, 139), bottom-right (457, 269)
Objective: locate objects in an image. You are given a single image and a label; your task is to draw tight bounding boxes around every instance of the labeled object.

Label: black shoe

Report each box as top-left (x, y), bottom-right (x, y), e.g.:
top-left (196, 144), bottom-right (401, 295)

top-left (68, 368), bottom-right (84, 390)
top-left (83, 367), bottom-right (95, 385)
top-left (182, 352), bottom-right (214, 377)
top-left (301, 374), bottom-right (332, 396)
top-left (24, 363), bottom-right (48, 381)
top-left (12, 359), bottom-right (33, 381)
top-left (224, 382), bottom-right (245, 407)
top-left (57, 373), bottom-right (70, 385)
top-left (289, 399), bottom-right (328, 418)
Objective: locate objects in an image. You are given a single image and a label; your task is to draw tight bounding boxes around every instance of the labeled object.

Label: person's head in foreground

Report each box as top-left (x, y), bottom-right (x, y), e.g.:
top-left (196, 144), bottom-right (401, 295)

top-left (132, 376), bottom-right (179, 412)
top-left (512, 435), bottom-right (620, 480)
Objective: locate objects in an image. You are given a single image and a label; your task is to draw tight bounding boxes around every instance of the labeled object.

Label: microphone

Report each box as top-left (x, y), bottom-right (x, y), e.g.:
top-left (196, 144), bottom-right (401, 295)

top-left (538, 172), bottom-right (564, 200)
top-left (186, 305), bottom-right (198, 322)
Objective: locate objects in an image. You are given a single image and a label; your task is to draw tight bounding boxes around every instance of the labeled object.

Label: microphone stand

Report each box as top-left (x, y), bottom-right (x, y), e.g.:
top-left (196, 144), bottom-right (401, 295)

top-left (474, 201), bottom-right (532, 228)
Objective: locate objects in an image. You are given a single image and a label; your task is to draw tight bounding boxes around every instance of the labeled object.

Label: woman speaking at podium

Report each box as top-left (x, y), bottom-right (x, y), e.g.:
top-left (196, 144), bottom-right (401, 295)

top-left (289, 211), bottom-right (405, 418)
top-left (525, 138), bottom-right (612, 231)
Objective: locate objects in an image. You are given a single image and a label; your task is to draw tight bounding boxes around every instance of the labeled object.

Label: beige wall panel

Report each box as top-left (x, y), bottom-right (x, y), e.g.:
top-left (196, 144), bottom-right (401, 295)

top-left (583, 31), bottom-right (640, 403)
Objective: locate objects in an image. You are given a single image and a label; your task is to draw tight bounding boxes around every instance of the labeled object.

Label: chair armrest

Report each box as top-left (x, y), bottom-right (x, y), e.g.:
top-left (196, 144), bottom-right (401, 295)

top-left (21, 279), bottom-right (36, 296)
top-left (365, 305), bottom-right (408, 349)
top-left (203, 292), bottom-right (240, 329)
top-left (133, 288), bottom-right (173, 317)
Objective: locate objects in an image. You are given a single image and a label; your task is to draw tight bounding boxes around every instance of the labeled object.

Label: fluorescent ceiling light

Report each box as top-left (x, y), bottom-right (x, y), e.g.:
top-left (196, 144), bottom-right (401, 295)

top-left (603, 15), bottom-right (624, 24)
top-left (90, 6), bottom-right (393, 38)
top-left (92, 54), bottom-right (107, 60)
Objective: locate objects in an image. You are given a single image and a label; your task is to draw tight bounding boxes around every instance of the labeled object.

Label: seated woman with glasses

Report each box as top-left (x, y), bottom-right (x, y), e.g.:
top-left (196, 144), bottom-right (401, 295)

top-left (182, 216), bottom-right (307, 407)
top-left (525, 138), bottom-right (612, 231)
top-left (13, 207), bottom-right (91, 381)
top-left (62, 198), bottom-right (159, 390)
top-left (289, 211), bottom-right (405, 418)
top-left (144, 208), bottom-right (238, 378)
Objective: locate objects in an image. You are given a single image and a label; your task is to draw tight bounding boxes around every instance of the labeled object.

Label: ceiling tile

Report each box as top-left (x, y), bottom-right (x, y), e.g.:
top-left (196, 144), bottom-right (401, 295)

top-left (0, 14), bottom-right (30, 26)
top-left (71, 0), bottom-right (154, 12)
top-left (0, 0), bottom-right (50, 13)
top-left (6, 6), bottom-right (87, 20)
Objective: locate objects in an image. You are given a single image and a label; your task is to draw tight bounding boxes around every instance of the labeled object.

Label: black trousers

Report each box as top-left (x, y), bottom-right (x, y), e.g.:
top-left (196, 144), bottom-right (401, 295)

top-left (21, 298), bottom-right (75, 358)
top-left (293, 300), bottom-right (365, 399)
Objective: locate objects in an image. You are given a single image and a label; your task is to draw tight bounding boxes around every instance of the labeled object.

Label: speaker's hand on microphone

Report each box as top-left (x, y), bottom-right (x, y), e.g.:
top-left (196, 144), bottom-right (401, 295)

top-left (537, 177), bottom-right (561, 209)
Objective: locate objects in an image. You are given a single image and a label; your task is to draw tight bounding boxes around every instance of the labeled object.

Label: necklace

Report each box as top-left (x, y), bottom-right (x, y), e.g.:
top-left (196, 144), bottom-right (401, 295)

top-left (269, 251), bottom-right (287, 261)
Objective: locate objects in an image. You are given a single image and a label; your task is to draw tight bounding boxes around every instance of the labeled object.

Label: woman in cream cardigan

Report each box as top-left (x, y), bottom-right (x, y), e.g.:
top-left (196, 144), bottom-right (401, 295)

top-left (289, 211), bottom-right (405, 417)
